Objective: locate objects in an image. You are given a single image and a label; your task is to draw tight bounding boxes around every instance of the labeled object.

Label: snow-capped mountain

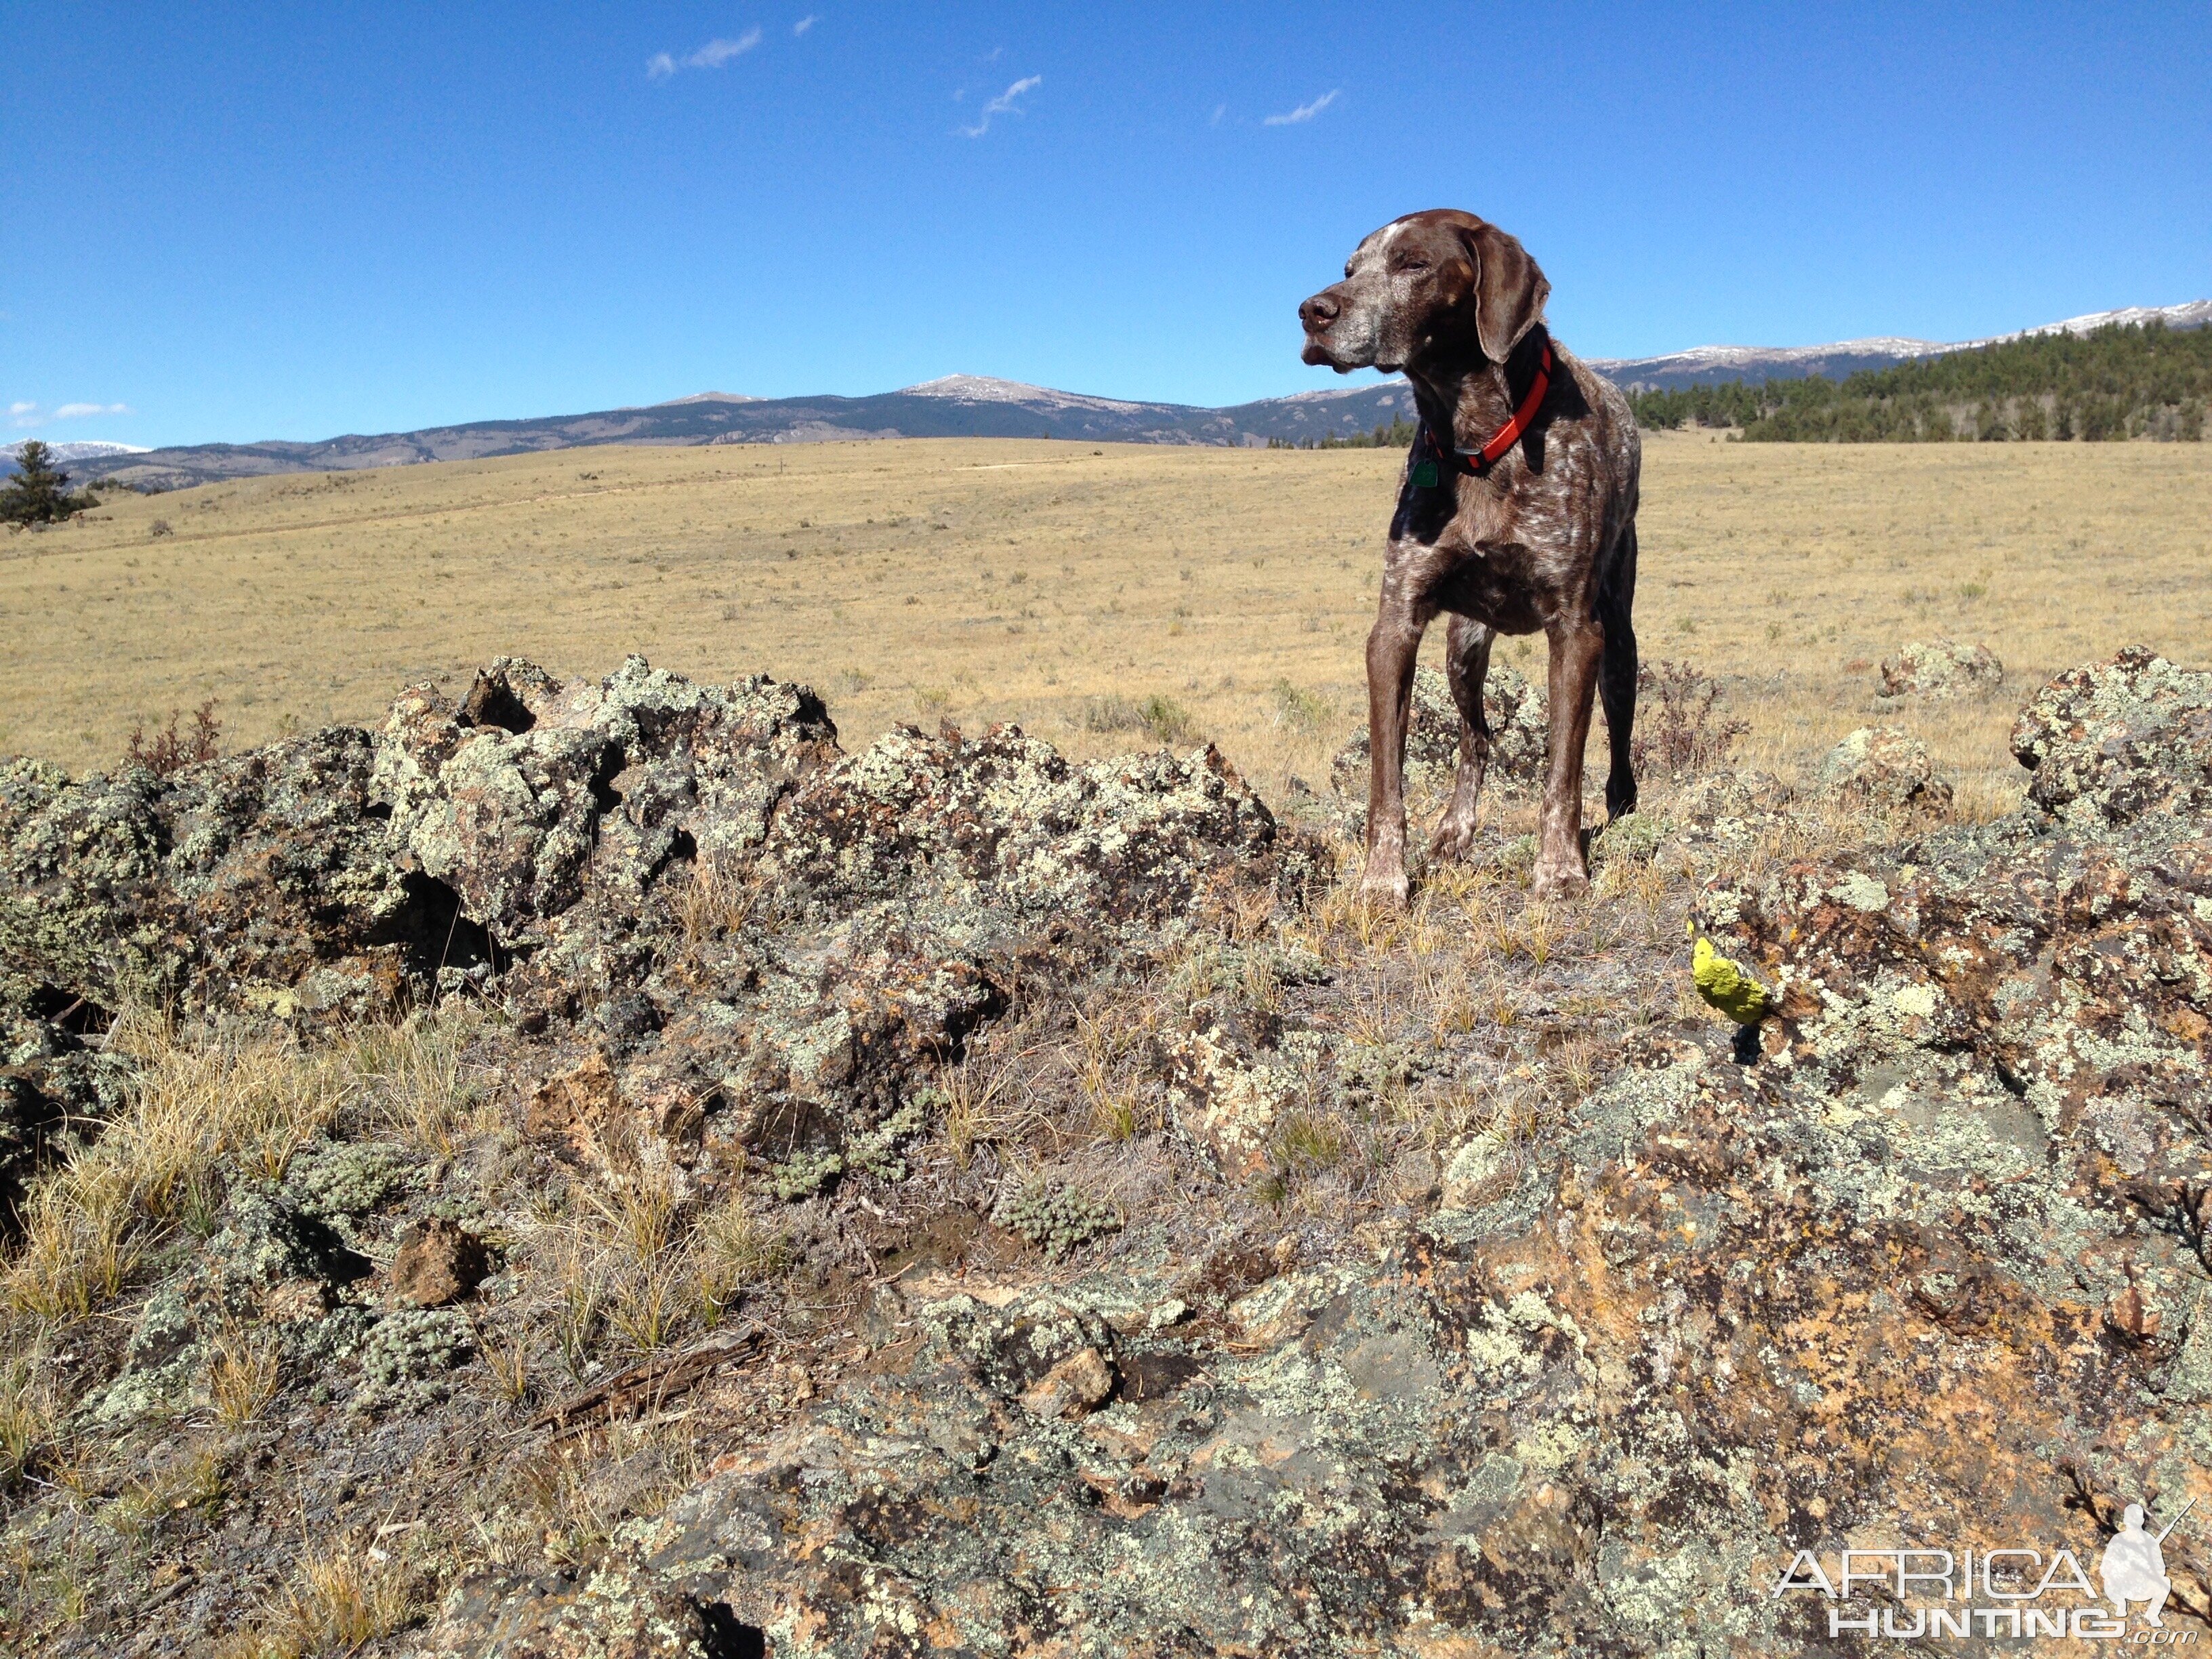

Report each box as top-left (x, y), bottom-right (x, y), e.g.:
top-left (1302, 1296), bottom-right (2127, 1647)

top-left (5, 440), bottom-right (150, 464)
top-left (1593, 300), bottom-right (2211, 391)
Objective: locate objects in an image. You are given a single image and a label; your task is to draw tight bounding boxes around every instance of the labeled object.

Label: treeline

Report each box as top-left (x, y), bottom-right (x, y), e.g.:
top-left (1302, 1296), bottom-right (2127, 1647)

top-left (1627, 321), bottom-right (2211, 442)
top-left (1269, 417), bottom-right (1417, 451)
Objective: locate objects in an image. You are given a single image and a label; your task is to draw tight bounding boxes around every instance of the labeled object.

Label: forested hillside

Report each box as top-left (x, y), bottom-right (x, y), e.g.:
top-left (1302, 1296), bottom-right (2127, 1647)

top-left (1628, 321), bottom-right (2209, 441)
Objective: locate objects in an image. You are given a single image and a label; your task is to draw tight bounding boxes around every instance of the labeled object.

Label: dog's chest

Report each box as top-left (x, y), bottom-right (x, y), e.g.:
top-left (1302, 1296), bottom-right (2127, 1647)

top-left (1387, 534), bottom-right (1549, 633)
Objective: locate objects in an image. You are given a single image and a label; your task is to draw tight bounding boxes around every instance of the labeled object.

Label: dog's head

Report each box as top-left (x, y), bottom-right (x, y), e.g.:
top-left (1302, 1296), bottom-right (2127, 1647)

top-left (1299, 209), bottom-right (1549, 374)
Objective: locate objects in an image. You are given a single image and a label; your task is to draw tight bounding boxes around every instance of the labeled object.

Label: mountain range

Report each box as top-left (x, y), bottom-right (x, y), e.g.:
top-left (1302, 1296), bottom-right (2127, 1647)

top-left (18, 300), bottom-right (2207, 492)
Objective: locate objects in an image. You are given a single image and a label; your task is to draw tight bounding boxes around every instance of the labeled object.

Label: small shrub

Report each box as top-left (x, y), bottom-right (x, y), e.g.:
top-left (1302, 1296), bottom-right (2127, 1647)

top-left (149, 518), bottom-right (173, 538)
top-left (914, 685), bottom-right (951, 718)
top-left (351, 1308), bottom-right (471, 1415)
top-left (991, 1178), bottom-right (1120, 1258)
top-left (1082, 693), bottom-right (1195, 745)
top-left (1081, 693), bottom-right (1145, 733)
top-left (126, 699), bottom-right (221, 775)
top-left (1138, 694), bottom-right (1194, 745)
top-left (1629, 660), bottom-right (1748, 777)
top-left (1271, 678), bottom-right (1330, 735)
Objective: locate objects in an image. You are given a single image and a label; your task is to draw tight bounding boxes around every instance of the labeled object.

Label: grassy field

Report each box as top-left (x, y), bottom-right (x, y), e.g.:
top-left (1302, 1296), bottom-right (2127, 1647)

top-left (5, 433), bottom-right (2209, 817)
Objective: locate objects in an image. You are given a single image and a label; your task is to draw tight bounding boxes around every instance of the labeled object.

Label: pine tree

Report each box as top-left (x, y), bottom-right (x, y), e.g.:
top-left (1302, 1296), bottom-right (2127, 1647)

top-left (1, 441), bottom-right (96, 525)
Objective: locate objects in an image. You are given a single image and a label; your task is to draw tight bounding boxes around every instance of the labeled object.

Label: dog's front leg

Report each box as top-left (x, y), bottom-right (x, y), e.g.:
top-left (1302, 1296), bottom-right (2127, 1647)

top-left (1361, 602), bottom-right (1425, 908)
top-left (1532, 615), bottom-right (1603, 901)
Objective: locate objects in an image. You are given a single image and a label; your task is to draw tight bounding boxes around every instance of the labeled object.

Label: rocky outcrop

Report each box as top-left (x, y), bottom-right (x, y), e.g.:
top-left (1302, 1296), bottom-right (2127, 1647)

top-left (0, 730), bottom-right (461, 1025)
top-left (11, 648), bottom-right (2210, 1657)
top-left (1, 656), bottom-right (1316, 1200)
top-left (1879, 636), bottom-right (2005, 700)
top-left (415, 646), bottom-right (2211, 1657)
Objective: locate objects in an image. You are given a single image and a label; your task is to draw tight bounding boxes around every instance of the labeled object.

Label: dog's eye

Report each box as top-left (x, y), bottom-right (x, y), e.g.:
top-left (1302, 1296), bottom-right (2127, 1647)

top-left (1399, 260), bottom-right (1429, 274)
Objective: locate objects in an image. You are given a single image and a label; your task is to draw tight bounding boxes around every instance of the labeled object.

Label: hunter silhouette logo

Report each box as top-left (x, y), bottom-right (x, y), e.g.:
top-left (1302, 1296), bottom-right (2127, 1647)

top-left (1773, 1498), bottom-right (2202, 1642)
top-left (2104, 1500), bottom-right (2192, 1629)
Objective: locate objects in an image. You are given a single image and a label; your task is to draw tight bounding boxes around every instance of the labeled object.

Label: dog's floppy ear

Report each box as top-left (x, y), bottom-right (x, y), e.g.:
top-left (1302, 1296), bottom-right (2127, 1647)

top-left (1458, 221), bottom-right (1550, 363)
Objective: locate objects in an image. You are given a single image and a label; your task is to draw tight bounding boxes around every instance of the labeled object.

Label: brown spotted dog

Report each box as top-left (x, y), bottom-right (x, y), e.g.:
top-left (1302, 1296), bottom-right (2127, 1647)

top-left (1299, 209), bottom-right (1641, 905)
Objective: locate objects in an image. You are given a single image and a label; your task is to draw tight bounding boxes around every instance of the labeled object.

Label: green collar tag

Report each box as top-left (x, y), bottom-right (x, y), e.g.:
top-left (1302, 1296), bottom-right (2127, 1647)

top-left (1412, 459), bottom-right (1438, 489)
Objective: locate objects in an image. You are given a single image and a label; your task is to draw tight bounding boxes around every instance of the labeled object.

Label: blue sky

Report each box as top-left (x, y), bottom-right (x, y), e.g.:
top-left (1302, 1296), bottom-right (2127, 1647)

top-left (5, 3), bottom-right (2208, 448)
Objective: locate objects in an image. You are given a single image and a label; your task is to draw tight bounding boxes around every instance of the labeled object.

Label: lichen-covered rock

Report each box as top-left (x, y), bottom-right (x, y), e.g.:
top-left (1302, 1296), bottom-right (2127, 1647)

top-left (1879, 636), bottom-right (2005, 699)
top-left (4, 661), bottom-right (1315, 1248)
top-left (84, 1183), bottom-right (377, 1425)
top-left (1161, 1006), bottom-right (1300, 1180)
top-left (1330, 662), bottom-right (1549, 800)
top-left (416, 644), bottom-right (2212, 1657)
top-left (420, 1570), bottom-right (758, 1659)
top-left (2010, 644), bottom-right (2212, 831)
top-left (373, 655), bottom-right (840, 943)
top-left (0, 732), bottom-right (459, 1021)
top-left (1815, 722), bottom-right (1952, 811)
top-left (762, 723), bottom-right (1285, 926)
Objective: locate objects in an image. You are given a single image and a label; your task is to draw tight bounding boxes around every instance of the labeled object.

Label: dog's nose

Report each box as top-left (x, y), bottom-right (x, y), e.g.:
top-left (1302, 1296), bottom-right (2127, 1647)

top-left (1299, 292), bottom-right (1340, 331)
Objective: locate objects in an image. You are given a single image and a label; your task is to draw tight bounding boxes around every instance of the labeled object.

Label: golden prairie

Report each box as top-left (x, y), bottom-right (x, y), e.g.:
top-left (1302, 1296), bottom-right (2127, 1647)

top-left (5, 432), bottom-right (2208, 815)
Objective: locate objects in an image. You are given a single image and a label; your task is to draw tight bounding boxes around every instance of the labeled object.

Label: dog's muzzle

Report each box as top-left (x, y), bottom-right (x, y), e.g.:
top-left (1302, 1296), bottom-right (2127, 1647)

top-left (1299, 290), bottom-right (1345, 365)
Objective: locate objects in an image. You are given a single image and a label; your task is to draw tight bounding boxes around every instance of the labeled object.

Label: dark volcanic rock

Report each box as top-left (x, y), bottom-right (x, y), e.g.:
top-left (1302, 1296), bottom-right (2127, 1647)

top-left (1, 657), bottom-right (1315, 1195)
top-left (413, 646), bottom-right (2212, 1656)
top-left (18, 646), bottom-right (2210, 1656)
top-left (0, 729), bottom-right (457, 1023)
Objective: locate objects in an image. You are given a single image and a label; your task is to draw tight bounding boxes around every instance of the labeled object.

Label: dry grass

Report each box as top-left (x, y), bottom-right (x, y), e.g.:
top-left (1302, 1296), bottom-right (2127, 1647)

top-left (0, 1006), bottom-right (486, 1336)
top-left (0, 1353), bottom-right (54, 1490)
top-left (1, 1015), bottom-right (340, 1327)
top-left (206, 1326), bottom-right (283, 1429)
top-left (4, 436), bottom-right (2205, 817)
top-left (216, 1536), bottom-right (423, 1659)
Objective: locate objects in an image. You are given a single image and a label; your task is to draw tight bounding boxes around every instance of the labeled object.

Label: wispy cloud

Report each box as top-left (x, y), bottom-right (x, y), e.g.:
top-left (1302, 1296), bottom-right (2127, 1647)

top-left (1210, 102), bottom-right (1227, 127)
top-left (793, 14), bottom-right (816, 33)
top-left (1263, 89), bottom-right (1338, 126)
top-left (960, 74), bottom-right (1040, 138)
top-left (647, 26), bottom-right (763, 79)
top-left (8, 401), bottom-right (130, 428)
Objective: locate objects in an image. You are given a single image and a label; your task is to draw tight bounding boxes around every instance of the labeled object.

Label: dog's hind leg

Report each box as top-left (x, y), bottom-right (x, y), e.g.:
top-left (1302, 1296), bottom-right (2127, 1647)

top-left (1597, 522), bottom-right (1640, 821)
top-left (1428, 614), bottom-right (1496, 863)
top-left (1532, 615), bottom-right (1603, 901)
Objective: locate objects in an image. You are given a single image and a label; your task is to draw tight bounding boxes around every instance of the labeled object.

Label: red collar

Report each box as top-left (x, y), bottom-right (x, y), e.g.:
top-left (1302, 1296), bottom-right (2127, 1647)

top-left (1419, 339), bottom-right (1553, 478)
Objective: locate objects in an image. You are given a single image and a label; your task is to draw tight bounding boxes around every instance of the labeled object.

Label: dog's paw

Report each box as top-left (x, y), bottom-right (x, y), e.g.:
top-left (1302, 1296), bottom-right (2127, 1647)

top-left (1427, 813), bottom-right (1480, 864)
top-left (1529, 862), bottom-right (1590, 903)
top-left (1358, 868), bottom-right (1411, 910)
